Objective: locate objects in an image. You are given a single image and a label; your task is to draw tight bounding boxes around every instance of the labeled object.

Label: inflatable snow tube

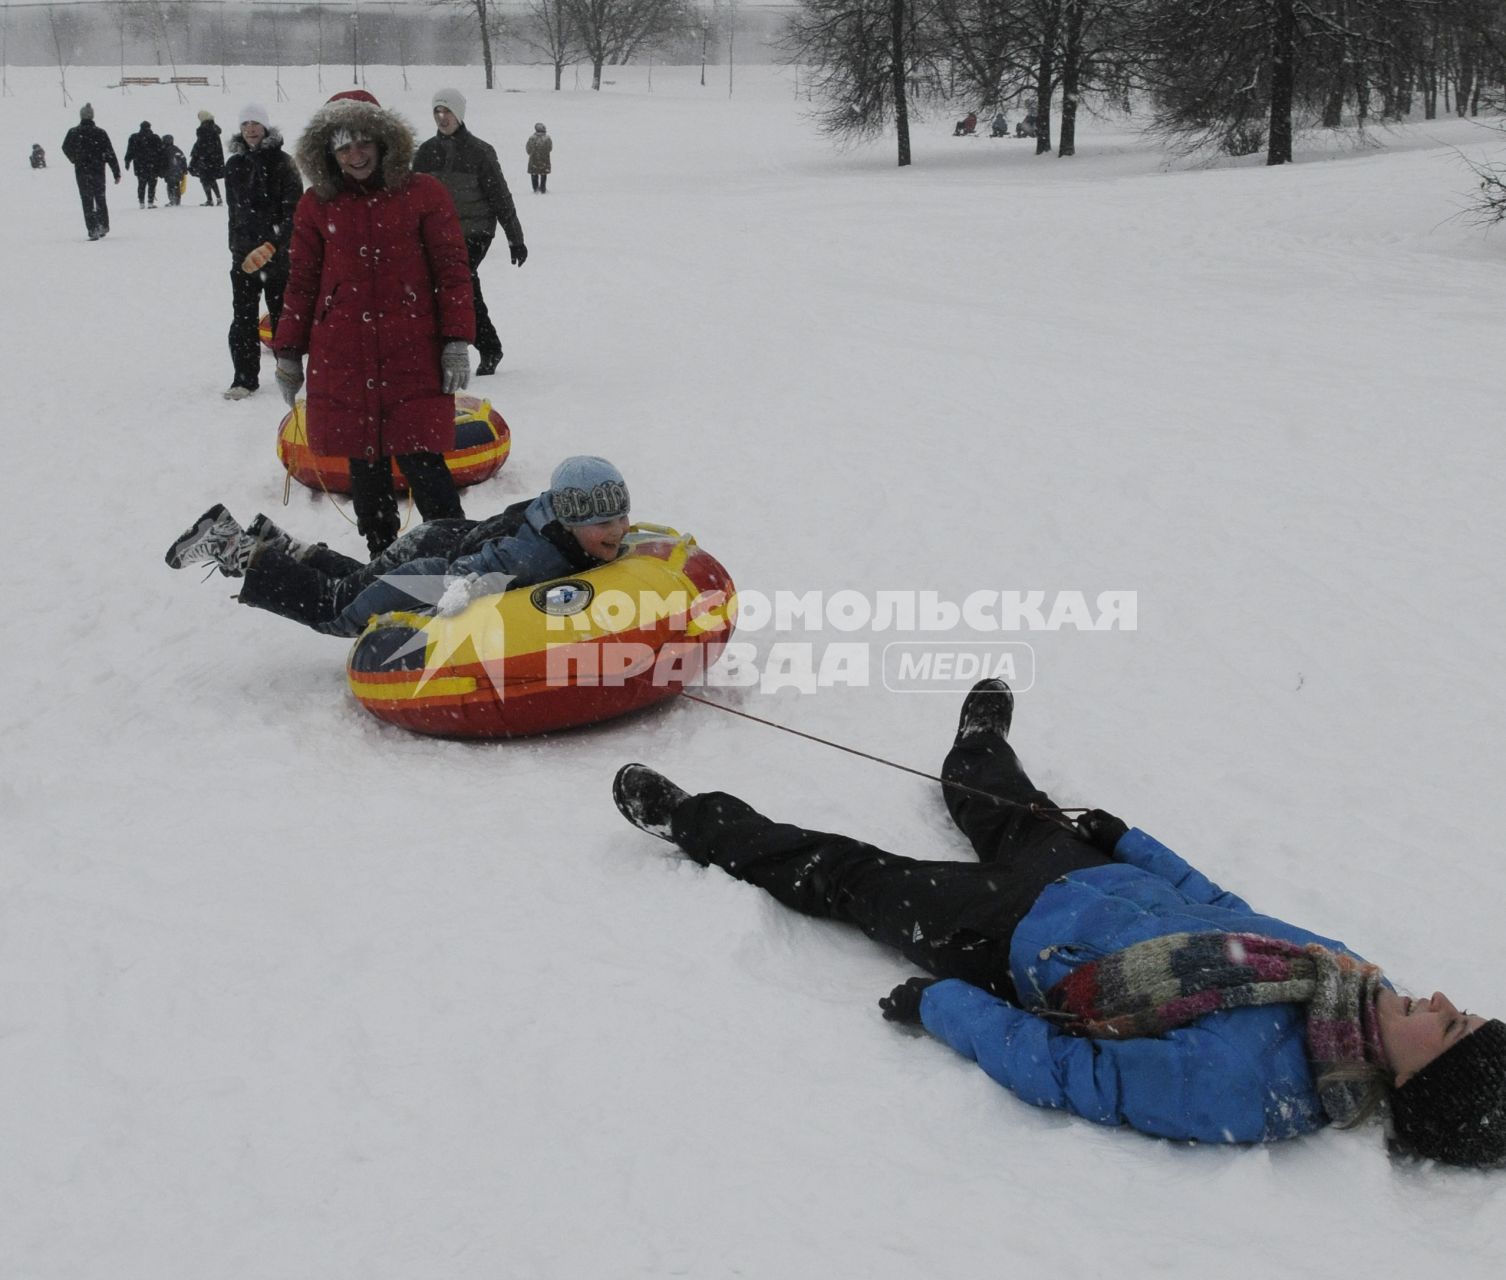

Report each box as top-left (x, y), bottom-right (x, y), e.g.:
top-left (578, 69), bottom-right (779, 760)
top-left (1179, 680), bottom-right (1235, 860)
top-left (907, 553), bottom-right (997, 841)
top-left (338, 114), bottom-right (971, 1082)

top-left (258, 313), bottom-right (274, 350)
top-left (347, 527), bottom-right (737, 738)
top-left (277, 394), bottom-right (511, 494)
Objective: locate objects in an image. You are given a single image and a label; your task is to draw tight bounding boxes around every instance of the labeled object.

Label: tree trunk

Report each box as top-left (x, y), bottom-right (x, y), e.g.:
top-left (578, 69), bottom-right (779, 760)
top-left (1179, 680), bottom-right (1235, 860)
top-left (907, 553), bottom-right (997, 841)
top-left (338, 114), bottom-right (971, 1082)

top-left (555, 61), bottom-right (564, 91)
top-left (478, 0), bottom-right (494, 90)
top-left (1035, 0), bottom-right (1061, 156)
top-left (593, 58), bottom-right (604, 90)
top-left (1267, 0), bottom-right (1296, 165)
top-left (891, 0), bottom-right (910, 167)
top-left (1058, 0), bottom-right (1081, 156)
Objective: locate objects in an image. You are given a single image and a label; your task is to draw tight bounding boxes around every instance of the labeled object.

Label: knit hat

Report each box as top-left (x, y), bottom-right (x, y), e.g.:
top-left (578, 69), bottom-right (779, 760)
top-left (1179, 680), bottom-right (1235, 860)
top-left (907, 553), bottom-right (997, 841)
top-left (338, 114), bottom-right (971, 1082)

top-left (140, 121), bottom-right (151, 131)
top-left (163, 134), bottom-right (174, 145)
top-left (198, 109), bottom-right (213, 123)
top-left (240, 103), bottom-right (270, 129)
top-left (432, 89), bottom-right (466, 123)
top-left (535, 122), bottom-right (547, 133)
top-left (327, 88), bottom-right (380, 108)
top-left (1391, 1018), bottom-right (1506, 1167)
top-left (79, 103), bottom-right (94, 121)
top-left (549, 457), bottom-right (630, 526)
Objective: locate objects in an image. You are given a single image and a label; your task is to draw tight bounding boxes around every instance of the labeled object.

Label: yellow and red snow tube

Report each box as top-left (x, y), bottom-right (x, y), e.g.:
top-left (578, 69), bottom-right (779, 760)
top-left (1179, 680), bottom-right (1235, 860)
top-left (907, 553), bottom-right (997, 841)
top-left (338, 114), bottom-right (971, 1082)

top-left (277, 394), bottom-right (511, 494)
top-left (347, 527), bottom-right (736, 738)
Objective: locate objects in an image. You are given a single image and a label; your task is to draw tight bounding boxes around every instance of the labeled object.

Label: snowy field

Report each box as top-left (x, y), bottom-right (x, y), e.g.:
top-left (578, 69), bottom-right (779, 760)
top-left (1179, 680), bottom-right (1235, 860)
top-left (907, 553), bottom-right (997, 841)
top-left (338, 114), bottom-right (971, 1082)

top-left (5, 60), bottom-right (1506, 1279)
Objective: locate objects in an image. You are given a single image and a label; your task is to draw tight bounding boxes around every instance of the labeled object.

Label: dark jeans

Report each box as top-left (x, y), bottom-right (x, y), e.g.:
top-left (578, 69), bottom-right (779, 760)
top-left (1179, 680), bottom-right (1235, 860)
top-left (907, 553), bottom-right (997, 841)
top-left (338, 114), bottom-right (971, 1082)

top-left (228, 255), bottom-right (289, 389)
top-left (349, 452), bottom-right (465, 558)
top-left (199, 177), bottom-right (221, 203)
top-left (238, 519), bottom-right (477, 636)
top-left (530, 173), bottom-right (547, 193)
top-left (669, 737), bottom-right (1111, 1002)
top-left (136, 173), bottom-right (159, 205)
top-left (75, 169), bottom-right (110, 237)
top-left (464, 233), bottom-right (502, 362)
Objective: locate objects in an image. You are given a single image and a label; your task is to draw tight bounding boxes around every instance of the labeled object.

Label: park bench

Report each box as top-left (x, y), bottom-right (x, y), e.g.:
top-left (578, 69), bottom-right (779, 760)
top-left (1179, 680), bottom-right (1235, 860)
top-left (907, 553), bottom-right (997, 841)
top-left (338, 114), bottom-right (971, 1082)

top-left (110, 76), bottom-right (162, 88)
top-left (170, 76), bottom-right (210, 86)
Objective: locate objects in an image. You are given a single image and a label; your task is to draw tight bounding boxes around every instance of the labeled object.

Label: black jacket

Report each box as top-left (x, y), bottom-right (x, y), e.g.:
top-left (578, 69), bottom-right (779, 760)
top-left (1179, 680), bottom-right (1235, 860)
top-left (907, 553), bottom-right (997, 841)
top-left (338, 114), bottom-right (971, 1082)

top-left (61, 121), bottom-right (120, 179)
top-left (189, 120), bottom-right (225, 179)
top-left (124, 126), bottom-right (165, 178)
top-left (411, 125), bottom-right (524, 246)
top-left (224, 130), bottom-right (304, 258)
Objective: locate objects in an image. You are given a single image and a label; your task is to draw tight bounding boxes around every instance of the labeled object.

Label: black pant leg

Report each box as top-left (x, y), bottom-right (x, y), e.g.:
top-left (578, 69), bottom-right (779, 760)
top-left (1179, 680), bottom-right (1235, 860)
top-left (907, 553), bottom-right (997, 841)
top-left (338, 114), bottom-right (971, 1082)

top-left (262, 254), bottom-right (291, 336)
top-left (396, 451), bottom-right (464, 522)
top-left (228, 263), bottom-right (264, 388)
top-left (465, 234), bottom-right (501, 361)
top-left (348, 457), bottom-right (401, 557)
top-left (670, 792), bottom-right (1023, 995)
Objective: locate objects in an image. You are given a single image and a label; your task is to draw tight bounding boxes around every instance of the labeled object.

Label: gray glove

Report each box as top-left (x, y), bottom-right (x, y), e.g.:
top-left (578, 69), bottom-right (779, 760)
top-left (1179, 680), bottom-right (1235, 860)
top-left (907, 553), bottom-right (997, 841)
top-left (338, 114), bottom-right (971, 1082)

top-left (440, 341), bottom-right (471, 394)
top-left (274, 355), bottom-right (304, 408)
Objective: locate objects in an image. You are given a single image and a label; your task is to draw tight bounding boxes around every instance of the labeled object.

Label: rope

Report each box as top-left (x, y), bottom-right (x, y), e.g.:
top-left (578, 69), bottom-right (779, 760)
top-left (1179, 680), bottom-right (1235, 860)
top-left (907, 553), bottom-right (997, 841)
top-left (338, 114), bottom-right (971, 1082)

top-left (280, 402), bottom-right (414, 533)
top-left (675, 690), bottom-right (1086, 830)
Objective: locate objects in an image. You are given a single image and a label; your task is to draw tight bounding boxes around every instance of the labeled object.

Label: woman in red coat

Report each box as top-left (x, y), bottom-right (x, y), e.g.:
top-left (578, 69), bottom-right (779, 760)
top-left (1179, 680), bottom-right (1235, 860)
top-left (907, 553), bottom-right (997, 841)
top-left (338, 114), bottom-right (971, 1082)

top-left (274, 90), bottom-right (477, 558)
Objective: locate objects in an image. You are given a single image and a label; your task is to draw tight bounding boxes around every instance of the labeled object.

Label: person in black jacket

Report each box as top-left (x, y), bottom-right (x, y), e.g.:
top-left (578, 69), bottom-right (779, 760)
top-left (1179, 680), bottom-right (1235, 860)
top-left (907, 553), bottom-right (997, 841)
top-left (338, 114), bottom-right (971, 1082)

top-left (222, 103), bottom-right (304, 400)
top-left (30, 144), bottom-right (47, 169)
top-left (123, 120), bottom-right (165, 208)
top-left (161, 134), bottom-right (188, 207)
top-left (188, 110), bottom-right (225, 206)
top-left (412, 88), bottom-right (527, 377)
top-left (60, 104), bottom-right (121, 241)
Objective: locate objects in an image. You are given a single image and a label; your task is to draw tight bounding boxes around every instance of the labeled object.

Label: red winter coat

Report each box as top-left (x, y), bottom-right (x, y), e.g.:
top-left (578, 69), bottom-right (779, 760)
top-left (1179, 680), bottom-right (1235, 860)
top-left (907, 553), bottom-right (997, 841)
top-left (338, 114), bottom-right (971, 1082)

top-left (276, 98), bottom-right (475, 459)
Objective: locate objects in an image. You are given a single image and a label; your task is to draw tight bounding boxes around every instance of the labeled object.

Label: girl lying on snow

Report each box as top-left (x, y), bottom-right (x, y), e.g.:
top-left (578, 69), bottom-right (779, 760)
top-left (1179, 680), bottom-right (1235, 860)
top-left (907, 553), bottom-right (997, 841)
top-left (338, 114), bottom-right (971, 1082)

top-left (612, 680), bottom-right (1506, 1167)
top-left (165, 455), bottom-right (629, 637)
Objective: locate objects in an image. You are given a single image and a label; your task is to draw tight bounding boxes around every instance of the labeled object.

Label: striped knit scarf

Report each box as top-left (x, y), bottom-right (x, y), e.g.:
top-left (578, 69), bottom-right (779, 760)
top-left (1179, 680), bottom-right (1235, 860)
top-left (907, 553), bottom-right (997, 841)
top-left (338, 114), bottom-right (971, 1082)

top-left (1046, 931), bottom-right (1388, 1126)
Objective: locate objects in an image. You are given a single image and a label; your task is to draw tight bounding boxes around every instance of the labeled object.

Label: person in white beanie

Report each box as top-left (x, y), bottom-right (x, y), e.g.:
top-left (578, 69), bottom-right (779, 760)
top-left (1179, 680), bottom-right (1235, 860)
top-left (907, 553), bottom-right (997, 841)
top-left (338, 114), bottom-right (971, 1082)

top-left (412, 87), bottom-right (527, 377)
top-left (222, 103), bottom-right (303, 400)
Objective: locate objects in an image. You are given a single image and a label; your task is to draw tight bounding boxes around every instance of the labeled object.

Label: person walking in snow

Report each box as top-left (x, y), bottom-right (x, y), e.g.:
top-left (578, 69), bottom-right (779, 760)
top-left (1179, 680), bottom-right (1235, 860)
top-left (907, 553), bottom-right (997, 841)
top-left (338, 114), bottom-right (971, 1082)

top-left (30, 143), bottom-right (47, 169)
top-left (412, 88), bottom-right (527, 378)
top-left (60, 104), bottom-right (120, 241)
top-left (526, 122), bottom-right (552, 194)
top-left (188, 109), bottom-right (225, 206)
top-left (160, 134), bottom-right (188, 207)
top-left (222, 103), bottom-right (303, 401)
top-left (164, 456), bottom-right (631, 636)
top-left (123, 120), bottom-right (165, 208)
top-left (612, 680), bottom-right (1506, 1168)
top-left (274, 89), bottom-right (475, 559)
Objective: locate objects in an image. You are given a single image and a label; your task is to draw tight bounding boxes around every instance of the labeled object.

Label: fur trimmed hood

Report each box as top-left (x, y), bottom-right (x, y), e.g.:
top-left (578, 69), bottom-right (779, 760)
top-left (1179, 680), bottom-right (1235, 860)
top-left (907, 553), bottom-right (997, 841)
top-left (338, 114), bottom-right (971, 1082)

top-left (295, 93), bottom-right (416, 201)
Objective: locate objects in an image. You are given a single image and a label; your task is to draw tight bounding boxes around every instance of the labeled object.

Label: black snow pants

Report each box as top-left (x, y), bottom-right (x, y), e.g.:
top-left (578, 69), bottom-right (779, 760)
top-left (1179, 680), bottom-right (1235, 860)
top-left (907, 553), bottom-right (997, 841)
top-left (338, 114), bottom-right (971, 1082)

top-left (237, 519), bottom-right (477, 636)
top-left (349, 453), bottom-right (466, 559)
top-left (228, 254), bottom-right (290, 390)
top-left (76, 169), bottom-right (110, 237)
top-left (669, 735), bottom-right (1112, 1003)
top-left (464, 233), bottom-right (502, 363)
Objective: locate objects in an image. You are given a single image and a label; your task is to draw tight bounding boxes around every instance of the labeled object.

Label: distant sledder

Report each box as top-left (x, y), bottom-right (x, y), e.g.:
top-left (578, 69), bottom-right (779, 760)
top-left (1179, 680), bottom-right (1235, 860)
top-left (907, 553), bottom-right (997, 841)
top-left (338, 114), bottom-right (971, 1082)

top-left (952, 112), bottom-right (978, 137)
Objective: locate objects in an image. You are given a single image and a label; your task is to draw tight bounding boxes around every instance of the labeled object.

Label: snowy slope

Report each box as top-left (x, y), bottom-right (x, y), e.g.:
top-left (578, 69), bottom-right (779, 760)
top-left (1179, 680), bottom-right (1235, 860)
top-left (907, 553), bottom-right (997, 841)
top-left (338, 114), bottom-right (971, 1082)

top-left (4, 62), bottom-right (1506, 1279)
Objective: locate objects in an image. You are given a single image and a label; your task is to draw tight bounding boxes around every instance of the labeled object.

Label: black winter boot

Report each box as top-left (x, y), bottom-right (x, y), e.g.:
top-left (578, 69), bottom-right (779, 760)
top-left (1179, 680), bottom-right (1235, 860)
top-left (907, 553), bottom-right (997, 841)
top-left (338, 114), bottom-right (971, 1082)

top-left (613, 764), bottom-right (689, 841)
top-left (956, 678), bottom-right (1014, 742)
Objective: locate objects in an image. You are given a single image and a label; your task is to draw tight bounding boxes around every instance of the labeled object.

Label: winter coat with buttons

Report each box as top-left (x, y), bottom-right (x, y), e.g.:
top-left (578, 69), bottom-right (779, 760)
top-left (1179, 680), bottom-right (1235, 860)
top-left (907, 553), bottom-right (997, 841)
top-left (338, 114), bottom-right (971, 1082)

top-left (917, 828), bottom-right (1373, 1145)
top-left (275, 98), bottom-right (475, 460)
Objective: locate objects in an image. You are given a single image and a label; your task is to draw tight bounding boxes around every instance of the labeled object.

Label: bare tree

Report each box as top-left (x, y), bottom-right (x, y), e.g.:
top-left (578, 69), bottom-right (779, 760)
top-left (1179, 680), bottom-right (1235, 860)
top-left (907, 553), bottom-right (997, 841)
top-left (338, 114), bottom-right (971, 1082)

top-left (432, 0), bottom-right (509, 89)
top-left (521, 0), bottom-right (585, 89)
top-left (564, 0), bottom-right (688, 90)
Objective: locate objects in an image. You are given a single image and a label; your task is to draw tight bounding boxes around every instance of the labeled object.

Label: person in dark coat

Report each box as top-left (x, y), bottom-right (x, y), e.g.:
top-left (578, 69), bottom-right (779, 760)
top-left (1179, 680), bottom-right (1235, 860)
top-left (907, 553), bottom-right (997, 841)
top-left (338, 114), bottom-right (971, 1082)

top-left (160, 134), bottom-right (188, 207)
top-left (412, 88), bottom-right (526, 377)
top-left (525, 122), bottom-right (552, 193)
top-left (222, 103), bottom-right (304, 400)
top-left (612, 680), bottom-right (1506, 1169)
top-left (123, 120), bottom-right (165, 207)
top-left (275, 89), bottom-right (476, 559)
top-left (30, 144), bottom-right (47, 169)
top-left (60, 104), bottom-right (121, 241)
top-left (188, 110), bottom-right (225, 205)
top-left (164, 456), bottom-right (631, 637)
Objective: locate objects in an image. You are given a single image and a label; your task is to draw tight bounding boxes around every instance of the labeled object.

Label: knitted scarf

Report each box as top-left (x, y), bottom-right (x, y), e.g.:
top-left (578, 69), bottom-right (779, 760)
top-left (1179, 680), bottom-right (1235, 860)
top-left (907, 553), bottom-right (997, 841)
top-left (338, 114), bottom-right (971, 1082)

top-left (1046, 931), bottom-right (1388, 1126)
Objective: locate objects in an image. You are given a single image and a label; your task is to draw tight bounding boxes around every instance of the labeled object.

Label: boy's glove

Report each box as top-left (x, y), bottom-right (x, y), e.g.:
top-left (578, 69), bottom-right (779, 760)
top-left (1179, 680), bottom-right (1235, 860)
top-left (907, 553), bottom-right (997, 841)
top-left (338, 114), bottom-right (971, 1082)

top-left (440, 340), bottom-right (471, 393)
top-left (509, 242), bottom-right (528, 267)
top-left (274, 355), bottom-right (304, 408)
top-left (878, 976), bottom-right (938, 1025)
top-left (1076, 809), bottom-right (1129, 854)
top-left (241, 241), bottom-right (276, 273)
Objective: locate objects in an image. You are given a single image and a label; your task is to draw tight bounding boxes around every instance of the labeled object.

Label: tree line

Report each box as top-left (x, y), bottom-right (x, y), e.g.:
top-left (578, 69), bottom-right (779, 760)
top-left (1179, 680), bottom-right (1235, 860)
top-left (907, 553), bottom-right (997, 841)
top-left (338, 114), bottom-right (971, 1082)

top-left (783, 0), bottom-right (1506, 166)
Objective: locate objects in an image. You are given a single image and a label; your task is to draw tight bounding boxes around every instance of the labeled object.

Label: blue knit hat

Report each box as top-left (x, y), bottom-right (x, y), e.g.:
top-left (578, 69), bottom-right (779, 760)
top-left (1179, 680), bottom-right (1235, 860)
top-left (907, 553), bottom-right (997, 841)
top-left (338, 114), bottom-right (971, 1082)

top-left (549, 456), bottom-right (630, 526)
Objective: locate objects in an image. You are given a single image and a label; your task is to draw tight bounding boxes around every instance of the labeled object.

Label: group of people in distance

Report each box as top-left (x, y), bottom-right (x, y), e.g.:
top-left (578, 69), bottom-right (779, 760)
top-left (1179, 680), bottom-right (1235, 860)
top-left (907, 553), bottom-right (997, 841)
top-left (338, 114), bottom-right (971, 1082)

top-left (158, 81), bottom-right (1506, 1175)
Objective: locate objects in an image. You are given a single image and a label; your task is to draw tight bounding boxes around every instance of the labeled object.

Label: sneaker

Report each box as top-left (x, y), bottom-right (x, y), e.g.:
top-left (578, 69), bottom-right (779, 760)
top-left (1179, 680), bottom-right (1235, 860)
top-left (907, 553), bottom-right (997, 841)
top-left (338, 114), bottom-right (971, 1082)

top-left (87, 230), bottom-right (100, 241)
top-left (612, 764), bottom-right (689, 841)
top-left (165, 503), bottom-right (246, 573)
top-left (956, 678), bottom-right (1014, 742)
top-left (245, 513), bottom-right (305, 561)
top-left (475, 352), bottom-right (502, 376)
top-left (222, 384), bottom-right (256, 401)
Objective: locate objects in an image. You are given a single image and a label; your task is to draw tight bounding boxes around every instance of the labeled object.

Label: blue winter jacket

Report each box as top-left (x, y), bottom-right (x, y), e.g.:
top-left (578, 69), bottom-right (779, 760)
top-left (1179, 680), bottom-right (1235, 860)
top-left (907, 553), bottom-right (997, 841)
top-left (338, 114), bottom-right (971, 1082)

top-left (918, 828), bottom-right (1372, 1145)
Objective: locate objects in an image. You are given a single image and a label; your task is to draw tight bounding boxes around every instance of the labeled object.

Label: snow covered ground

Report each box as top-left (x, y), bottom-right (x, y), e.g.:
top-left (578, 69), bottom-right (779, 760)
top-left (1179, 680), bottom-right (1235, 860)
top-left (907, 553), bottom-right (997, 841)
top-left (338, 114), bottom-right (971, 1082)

top-left (5, 61), bottom-right (1506, 1279)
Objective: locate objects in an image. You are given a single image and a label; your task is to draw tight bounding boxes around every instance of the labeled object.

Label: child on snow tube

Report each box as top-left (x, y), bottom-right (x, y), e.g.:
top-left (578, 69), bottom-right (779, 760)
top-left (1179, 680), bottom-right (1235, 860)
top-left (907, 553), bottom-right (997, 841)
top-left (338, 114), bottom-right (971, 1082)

top-left (166, 456), bottom-right (630, 637)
